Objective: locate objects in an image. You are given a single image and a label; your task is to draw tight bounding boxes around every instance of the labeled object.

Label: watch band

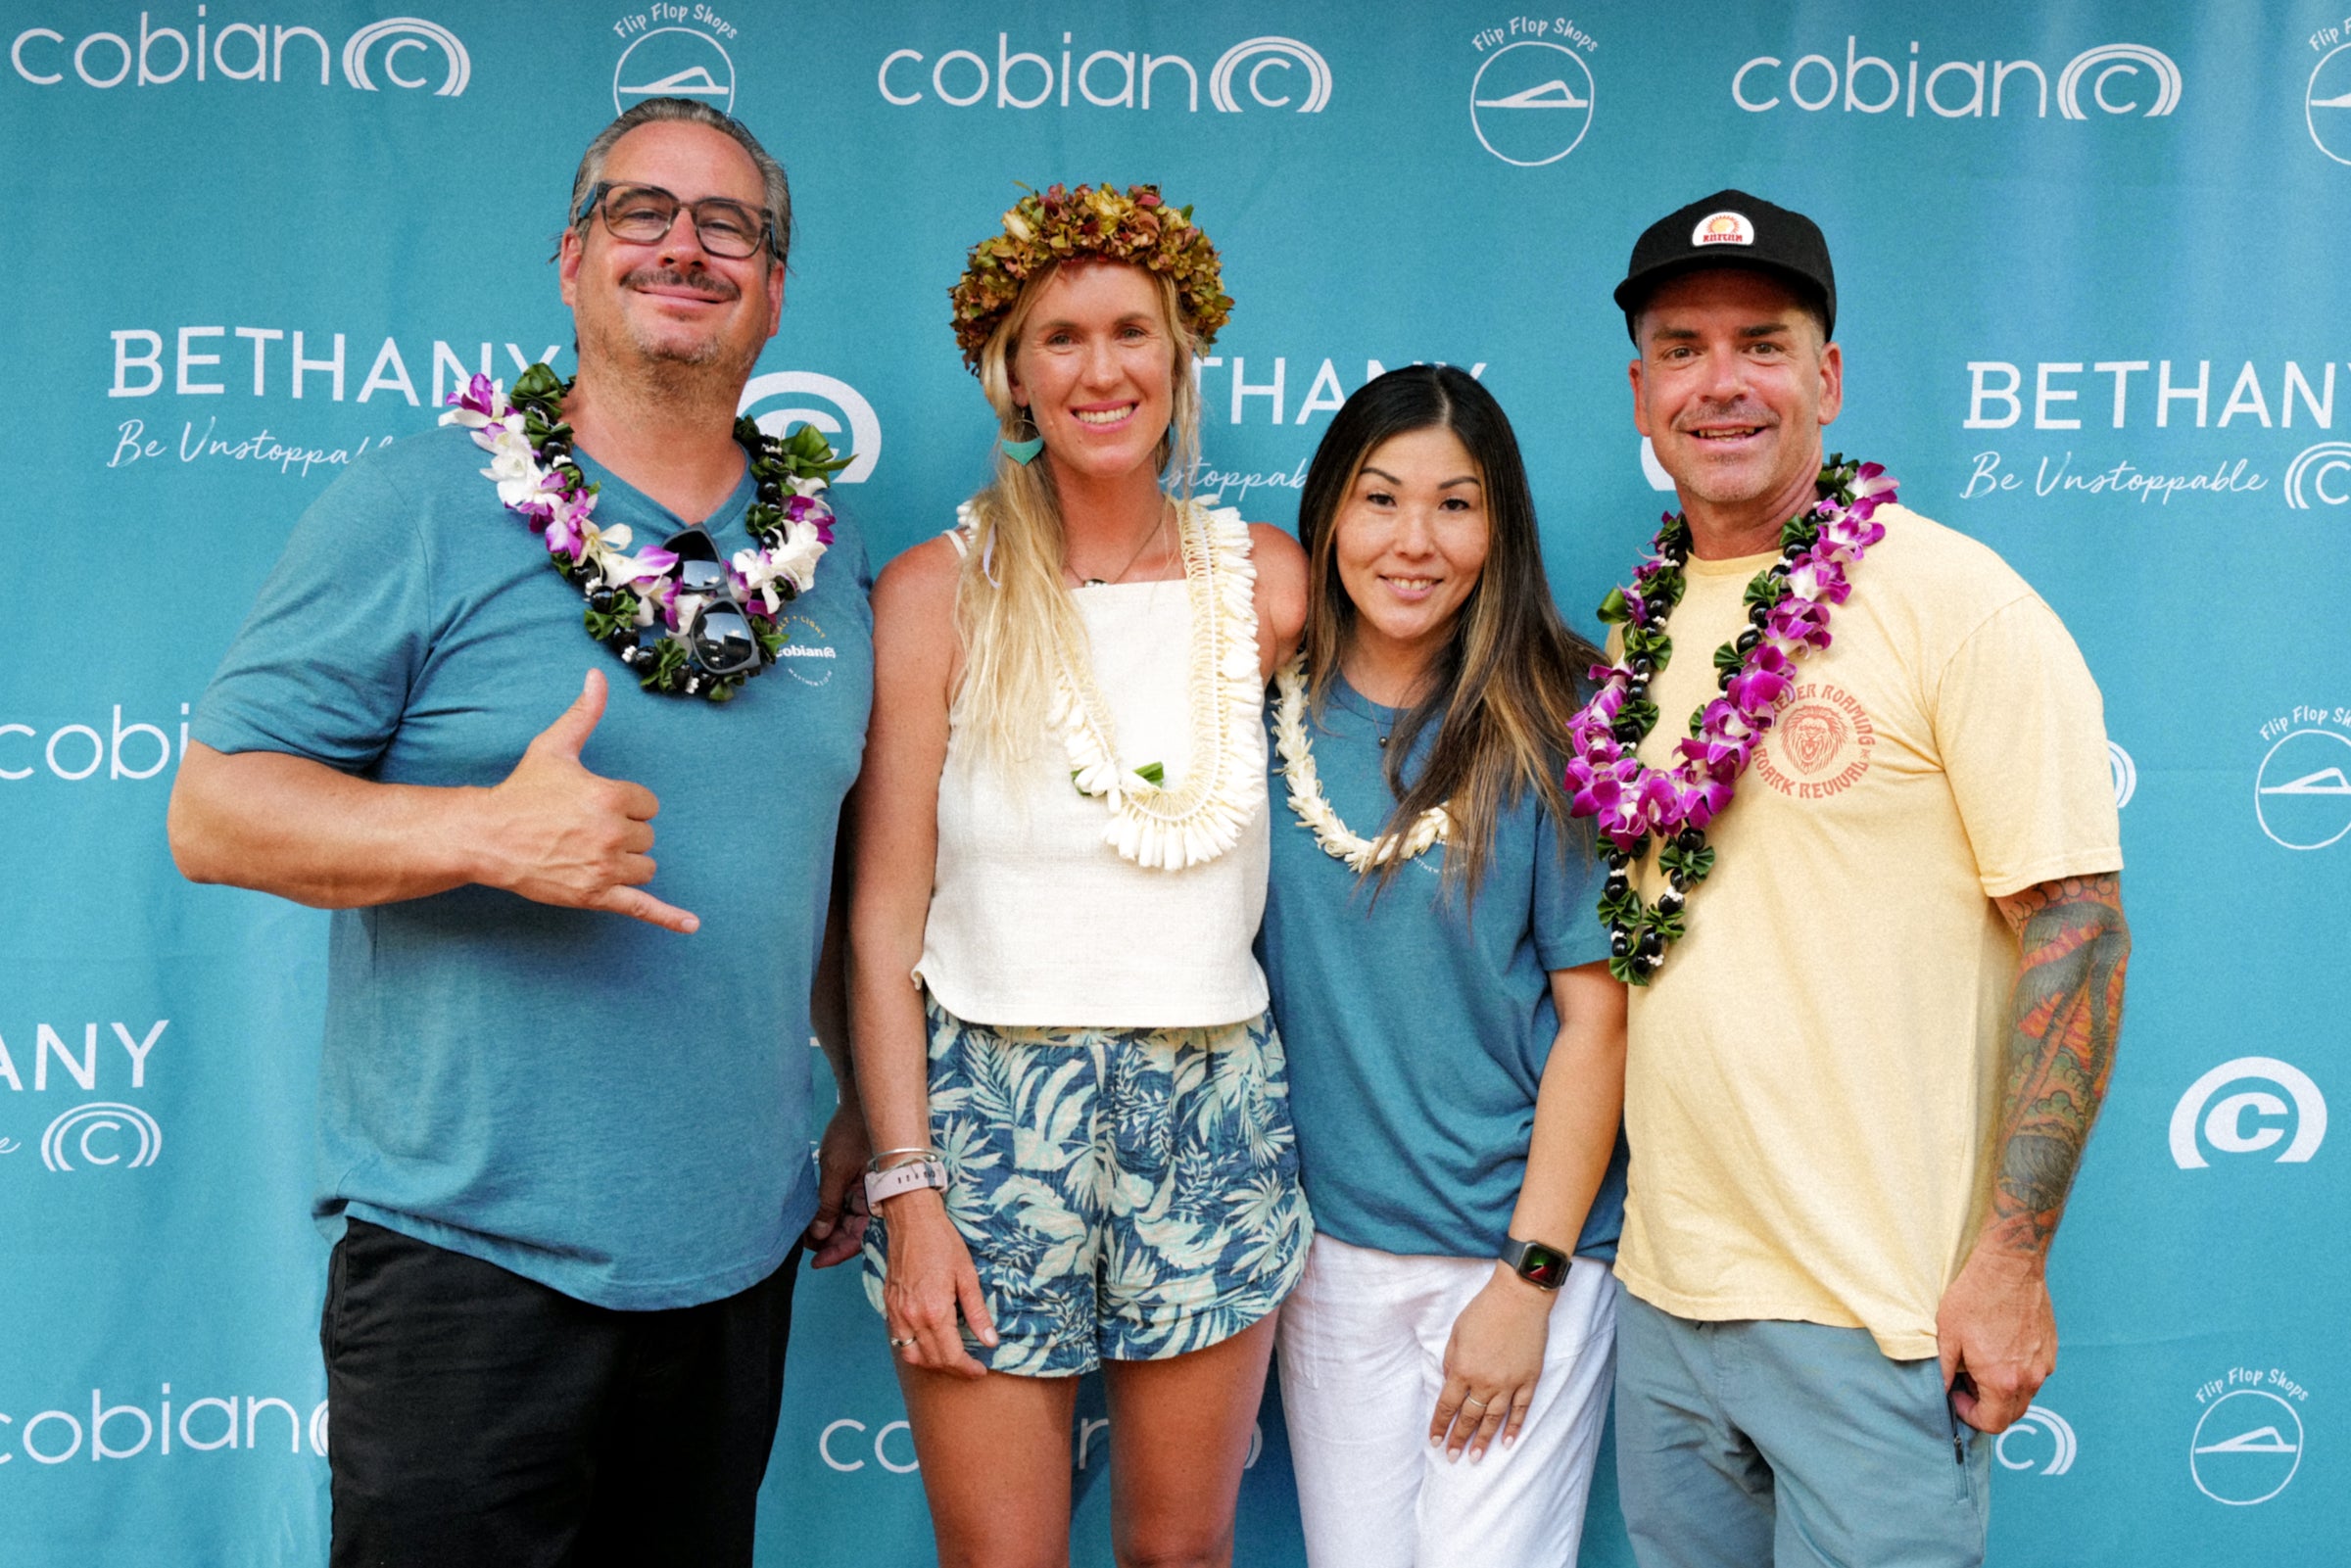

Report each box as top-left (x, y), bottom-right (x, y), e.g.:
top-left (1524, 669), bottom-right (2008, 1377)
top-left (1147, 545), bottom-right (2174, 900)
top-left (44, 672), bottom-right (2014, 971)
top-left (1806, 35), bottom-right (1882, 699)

top-left (863, 1155), bottom-right (948, 1209)
top-left (1500, 1236), bottom-right (1570, 1291)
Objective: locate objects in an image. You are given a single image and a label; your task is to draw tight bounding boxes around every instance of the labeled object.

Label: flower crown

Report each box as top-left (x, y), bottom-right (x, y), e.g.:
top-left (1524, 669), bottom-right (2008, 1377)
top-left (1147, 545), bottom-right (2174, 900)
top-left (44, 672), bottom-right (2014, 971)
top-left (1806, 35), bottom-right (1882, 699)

top-left (950, 181), bottom-right (1232, 372)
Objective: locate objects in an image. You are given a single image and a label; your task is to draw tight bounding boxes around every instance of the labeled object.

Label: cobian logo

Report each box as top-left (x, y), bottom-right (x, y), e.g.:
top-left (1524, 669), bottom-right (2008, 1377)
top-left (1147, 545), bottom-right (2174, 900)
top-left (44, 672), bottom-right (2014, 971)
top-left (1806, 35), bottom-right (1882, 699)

top-left (2108, 739), bottom-right (2136, 808)
top-left (737, 372), bottom-right (880, 485)
top-left (614, 24), bottom-right (734, 116)
top-left (1469, 40), bottom-right (1595, 167)
top-left (1733, 39), bottom-right (2178, 120)
top-left (2169, 1057), bottom-right (2327, 1168)
top-left (1754, 683), bottom-right (1874, 799)
top-left (40, 1102), bottom-right (162, 1172)
top-left (876, 33), bottom-right (1327, 115)
top-left (773, 614), bottom-right (838, 689)
top-left (1693, 212), bottom-right (1755, 247)
top-left (11, 14), bottom-right (467, 94)
top-left (1994, 1404), bottom-right (2078, 1476)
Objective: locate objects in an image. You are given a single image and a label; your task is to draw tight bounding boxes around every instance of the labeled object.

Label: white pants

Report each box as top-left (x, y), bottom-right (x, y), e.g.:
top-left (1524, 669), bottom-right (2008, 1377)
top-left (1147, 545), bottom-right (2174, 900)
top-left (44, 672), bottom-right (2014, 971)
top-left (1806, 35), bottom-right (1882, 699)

top-left (1276, 1234), bottom-right (1616, 1568)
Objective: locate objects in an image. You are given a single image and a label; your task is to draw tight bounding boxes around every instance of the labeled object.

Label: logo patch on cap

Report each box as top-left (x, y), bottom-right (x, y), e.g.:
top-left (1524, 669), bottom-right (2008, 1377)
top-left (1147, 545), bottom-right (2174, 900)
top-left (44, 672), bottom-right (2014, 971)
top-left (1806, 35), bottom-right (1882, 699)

top-left (1692, 211), bottom-right (1756, 248)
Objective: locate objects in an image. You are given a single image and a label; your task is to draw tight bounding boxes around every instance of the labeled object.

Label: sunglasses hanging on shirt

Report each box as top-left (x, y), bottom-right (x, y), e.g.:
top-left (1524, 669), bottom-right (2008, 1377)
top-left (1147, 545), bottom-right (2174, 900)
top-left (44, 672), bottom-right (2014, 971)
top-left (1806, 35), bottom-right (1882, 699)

top-left (645, 524), bottom-right (765, 684)
top-left (443, 365), bottom-right (850, 704)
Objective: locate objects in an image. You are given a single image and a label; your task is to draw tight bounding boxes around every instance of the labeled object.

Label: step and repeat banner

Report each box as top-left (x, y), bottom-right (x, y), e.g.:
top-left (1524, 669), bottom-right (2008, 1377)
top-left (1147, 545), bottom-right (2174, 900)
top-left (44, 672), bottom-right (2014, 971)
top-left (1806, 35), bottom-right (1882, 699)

top-left (2, 1), bottom-right (2345, 1562)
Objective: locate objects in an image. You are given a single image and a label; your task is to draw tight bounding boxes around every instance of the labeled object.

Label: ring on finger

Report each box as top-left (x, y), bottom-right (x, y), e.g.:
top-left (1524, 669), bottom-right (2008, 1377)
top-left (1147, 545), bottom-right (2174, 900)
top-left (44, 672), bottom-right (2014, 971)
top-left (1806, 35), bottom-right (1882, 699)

top-left (1462, 1395), bottom-right (1489, 1410)
top-left (888, 1336), bottom-right (917, 1349)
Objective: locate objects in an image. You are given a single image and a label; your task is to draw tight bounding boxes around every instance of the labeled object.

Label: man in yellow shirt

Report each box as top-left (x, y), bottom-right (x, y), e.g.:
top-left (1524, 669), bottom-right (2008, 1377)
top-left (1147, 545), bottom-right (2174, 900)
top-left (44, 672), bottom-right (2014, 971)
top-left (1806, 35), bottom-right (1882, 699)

top-left (1600, 191), bottom-right (2131, 1567)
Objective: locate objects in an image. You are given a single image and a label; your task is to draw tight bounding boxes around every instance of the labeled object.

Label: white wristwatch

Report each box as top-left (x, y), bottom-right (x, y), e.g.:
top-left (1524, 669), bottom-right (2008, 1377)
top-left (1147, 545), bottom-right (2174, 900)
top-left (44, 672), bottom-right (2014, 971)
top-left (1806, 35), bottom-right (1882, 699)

top-left (863, 1155), bottom-right (949, 1209)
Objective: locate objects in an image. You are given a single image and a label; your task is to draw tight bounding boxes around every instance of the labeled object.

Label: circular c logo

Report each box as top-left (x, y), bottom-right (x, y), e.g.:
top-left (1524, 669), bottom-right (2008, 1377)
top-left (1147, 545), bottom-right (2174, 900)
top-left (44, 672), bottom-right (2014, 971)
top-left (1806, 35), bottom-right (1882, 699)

top-left (2108, 740), bottom-right (2135, 808)
top-left (1994, 1404), bottom-right (2078, 1475)
top-left (738, 371), bottom-right (882, 484)
top-left (39, 1102), bottom-right (162, 1172)
top-left (2169, 1058), bottom-right (2327, 1169)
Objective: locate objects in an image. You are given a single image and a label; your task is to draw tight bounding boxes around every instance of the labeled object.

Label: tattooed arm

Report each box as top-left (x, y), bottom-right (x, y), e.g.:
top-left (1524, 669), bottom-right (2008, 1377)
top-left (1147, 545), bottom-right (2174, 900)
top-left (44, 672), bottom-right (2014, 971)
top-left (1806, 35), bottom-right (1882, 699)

top-left (1937, 872), bottom-right (2131, 1434)
top-left (1984, 874), bottom-right (2132, 1249)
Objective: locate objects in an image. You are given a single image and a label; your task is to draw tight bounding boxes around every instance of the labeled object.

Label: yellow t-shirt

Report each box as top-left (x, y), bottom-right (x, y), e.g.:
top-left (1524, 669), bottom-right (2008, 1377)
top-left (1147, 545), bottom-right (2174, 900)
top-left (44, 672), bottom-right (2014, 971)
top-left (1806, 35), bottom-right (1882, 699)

top-left (1613, 503), bottom-right (2122, 1359)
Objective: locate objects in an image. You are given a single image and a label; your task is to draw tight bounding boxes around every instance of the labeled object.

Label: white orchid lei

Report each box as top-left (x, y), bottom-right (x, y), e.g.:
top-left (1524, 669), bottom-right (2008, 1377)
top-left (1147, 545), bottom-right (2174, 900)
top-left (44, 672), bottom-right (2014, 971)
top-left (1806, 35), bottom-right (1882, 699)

top-left (441, 363), bottom-right (846, 701)
top-left (1271, 657), bottom-right (1451, 873)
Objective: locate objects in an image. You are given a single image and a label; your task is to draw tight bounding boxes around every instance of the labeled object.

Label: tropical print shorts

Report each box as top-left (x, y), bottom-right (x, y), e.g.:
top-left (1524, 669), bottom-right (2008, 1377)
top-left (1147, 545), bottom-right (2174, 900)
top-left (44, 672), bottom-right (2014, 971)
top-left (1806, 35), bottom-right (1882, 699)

top-left (863, 998), bottom-right (1314, 1376)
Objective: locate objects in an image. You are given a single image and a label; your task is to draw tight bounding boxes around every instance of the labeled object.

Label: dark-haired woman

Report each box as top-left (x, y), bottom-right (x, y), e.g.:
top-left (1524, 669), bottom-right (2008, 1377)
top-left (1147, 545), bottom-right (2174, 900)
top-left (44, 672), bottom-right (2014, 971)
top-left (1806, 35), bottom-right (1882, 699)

top-left (1259, 364), bottom-right (1627, 1567)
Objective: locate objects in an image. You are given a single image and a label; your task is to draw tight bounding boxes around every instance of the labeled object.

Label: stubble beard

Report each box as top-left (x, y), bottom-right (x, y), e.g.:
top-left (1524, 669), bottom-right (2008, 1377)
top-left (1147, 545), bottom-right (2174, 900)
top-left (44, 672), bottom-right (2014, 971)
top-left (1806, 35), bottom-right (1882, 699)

top-left (1663, 401), bottom-right (1809, 516)
top-left (1675, 452), bottom-right (1779, 511)
top-left (581, 265), bottom-right (765, 404)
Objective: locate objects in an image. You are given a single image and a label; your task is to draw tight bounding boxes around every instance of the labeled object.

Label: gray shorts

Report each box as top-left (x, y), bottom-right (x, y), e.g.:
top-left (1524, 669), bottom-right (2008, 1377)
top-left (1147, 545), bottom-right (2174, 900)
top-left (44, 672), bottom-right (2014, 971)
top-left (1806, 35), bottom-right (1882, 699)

top-left (1612, 1280), bottom-right (1991, 1568)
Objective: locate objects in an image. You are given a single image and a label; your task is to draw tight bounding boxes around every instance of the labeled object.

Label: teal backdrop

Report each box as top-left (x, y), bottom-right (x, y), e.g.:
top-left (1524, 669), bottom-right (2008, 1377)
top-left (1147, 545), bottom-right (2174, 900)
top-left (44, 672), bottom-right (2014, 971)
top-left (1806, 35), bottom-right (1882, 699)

top-left (2, 1), bottom-right (2346, 1562)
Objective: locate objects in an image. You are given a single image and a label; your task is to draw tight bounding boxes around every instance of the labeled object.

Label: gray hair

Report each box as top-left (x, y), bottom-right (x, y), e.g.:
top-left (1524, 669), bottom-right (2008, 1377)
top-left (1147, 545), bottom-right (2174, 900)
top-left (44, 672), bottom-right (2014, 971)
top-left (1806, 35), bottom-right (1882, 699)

top-left (567, 97), bottom-right (792, 266)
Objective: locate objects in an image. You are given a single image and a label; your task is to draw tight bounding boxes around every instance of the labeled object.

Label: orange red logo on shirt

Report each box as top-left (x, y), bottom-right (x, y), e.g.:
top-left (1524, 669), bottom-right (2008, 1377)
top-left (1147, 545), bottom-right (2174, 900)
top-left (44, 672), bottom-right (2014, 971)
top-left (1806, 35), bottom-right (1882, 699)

top-left (1755, 683), bottom-right (1874, 798)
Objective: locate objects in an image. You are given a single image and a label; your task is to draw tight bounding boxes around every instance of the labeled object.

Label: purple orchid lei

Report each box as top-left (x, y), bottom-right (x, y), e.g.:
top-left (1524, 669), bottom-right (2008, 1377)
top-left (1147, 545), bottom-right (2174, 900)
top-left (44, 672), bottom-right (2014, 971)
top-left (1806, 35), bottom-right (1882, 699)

top-left (439, 363), bottom-right (845, 702)
top-left (1566, 455), bottom-right (1897, 983)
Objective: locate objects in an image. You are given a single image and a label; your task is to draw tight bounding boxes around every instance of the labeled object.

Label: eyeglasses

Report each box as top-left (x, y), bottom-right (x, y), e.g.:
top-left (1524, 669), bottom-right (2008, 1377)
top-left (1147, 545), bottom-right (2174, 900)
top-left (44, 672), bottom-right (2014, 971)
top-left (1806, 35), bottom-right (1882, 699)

top-left (575, 182), bottom-right (774, 260)
top-left (663, 525), bottom-right (764, 677)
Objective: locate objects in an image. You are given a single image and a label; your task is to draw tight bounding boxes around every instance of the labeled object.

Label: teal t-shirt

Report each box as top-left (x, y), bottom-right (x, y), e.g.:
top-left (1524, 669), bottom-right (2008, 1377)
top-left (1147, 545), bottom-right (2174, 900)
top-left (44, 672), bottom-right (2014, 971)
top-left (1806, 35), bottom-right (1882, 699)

top-left (1257, 677), bottom-right (1625, 1261)
top-left (193, 424), bottom-right (873, 1310)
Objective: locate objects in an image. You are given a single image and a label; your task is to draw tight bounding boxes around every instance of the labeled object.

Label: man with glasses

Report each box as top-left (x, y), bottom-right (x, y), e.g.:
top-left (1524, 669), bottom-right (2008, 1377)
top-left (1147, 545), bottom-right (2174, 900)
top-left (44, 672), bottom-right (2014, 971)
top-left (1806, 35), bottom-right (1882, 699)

top-left (168, 98), bottom-right (872, 1566)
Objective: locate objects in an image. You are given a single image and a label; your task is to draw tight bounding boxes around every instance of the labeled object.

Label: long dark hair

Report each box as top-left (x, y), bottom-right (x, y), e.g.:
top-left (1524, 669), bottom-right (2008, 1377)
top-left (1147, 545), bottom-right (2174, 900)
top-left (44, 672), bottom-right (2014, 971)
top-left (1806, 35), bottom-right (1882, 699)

top-left (1295, 364), bottom-right (1602, 901)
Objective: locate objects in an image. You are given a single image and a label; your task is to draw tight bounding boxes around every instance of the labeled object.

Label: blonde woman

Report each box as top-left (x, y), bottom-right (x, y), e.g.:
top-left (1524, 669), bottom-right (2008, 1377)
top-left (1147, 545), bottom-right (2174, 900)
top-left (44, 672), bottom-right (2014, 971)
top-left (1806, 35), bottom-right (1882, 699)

top-left (848, 183), bottom-right (1310, 1566)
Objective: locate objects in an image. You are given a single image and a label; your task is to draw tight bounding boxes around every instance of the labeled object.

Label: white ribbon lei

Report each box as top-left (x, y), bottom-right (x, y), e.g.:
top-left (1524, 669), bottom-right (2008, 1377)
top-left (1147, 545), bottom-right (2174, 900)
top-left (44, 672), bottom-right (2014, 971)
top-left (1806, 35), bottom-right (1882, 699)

top-left (1271, 657), bottom-right (1452, 874)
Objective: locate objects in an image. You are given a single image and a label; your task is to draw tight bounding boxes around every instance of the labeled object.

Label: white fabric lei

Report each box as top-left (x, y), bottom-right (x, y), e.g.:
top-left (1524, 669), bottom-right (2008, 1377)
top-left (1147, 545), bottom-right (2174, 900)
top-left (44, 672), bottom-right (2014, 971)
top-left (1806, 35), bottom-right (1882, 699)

top-left (1271, 657), bottom-right (1451, 873)
top-left (1051, 501), bottom-right (1267, 871)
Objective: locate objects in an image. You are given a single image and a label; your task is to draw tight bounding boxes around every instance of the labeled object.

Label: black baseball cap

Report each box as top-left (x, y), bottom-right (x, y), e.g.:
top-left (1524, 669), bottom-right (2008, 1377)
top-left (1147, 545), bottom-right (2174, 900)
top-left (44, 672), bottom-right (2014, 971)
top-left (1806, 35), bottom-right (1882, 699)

top-left (1613, 189), bottom-right (1836, 341)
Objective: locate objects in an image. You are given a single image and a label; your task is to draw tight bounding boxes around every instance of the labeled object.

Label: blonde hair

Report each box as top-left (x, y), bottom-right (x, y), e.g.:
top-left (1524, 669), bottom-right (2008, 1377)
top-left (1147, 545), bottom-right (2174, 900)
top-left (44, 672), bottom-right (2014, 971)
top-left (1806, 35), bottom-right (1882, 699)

top-left (951, 262), bottom-right (1205, 768)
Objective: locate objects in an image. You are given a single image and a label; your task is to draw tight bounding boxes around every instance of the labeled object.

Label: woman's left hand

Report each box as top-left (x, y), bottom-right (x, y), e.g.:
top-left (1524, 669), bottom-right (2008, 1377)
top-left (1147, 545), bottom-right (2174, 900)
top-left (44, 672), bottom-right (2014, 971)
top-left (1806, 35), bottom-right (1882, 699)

top-left (1428, 1265), bottom-right (1554, 1461)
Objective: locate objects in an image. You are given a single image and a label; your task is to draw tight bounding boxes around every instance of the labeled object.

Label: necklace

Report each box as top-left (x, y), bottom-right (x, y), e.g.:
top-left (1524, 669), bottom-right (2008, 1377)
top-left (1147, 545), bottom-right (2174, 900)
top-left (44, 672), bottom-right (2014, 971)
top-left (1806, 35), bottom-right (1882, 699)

top-left (442, 364), bottom-right (846, 702)
top-left (1073, 506), bottom-right (1170, 588)
top-left (1272, 658), bottom-right (1451, 873)
top-left (1565, 455), bottom-right (1896, 983)
top-left (1053, 500), bottom-right (1267, 869)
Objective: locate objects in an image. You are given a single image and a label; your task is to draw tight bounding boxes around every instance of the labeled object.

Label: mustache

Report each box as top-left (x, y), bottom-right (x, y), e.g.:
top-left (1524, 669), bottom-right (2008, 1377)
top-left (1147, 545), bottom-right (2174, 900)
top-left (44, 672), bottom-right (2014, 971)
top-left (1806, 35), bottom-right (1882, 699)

top-left (1674, 400), bottom-right (1778, 430)
top-left (622, 263), bottom-right (740, 301)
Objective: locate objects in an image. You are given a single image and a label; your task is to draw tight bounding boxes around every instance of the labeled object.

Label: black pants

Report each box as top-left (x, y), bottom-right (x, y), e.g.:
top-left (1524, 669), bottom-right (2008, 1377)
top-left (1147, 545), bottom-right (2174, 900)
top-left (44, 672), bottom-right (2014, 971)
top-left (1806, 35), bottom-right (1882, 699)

top-left (321, 1217), bottom-right (800, 1568)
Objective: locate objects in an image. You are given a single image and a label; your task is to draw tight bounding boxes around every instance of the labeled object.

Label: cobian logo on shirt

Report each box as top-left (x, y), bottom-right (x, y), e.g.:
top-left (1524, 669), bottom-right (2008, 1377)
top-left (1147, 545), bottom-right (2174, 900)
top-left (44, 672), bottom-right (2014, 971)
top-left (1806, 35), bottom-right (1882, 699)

top-left (1754, 682), bottom-right (1874, 799)
top-left (773, 612), bottom-right (839, 688)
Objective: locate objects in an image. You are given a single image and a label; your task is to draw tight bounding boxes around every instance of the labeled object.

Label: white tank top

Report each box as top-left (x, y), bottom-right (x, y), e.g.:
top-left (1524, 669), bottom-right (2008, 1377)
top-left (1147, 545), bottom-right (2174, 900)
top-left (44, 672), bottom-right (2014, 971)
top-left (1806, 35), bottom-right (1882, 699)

top-left (917, 507), bottom-right (1271, 1028)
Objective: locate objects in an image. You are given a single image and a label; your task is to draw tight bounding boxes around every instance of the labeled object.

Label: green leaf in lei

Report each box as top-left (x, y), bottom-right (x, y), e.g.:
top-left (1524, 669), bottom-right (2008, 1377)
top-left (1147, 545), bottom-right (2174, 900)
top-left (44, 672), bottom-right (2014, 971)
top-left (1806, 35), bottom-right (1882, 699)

top-left (584, 589), bottom-right (642, 643)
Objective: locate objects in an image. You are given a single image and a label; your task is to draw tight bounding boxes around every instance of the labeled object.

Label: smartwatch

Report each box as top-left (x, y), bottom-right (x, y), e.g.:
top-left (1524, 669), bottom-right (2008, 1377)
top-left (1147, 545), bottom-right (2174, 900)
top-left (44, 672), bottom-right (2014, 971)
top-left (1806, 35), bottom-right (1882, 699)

top-left (863, 1155), bottom-right (949, 1209)
top-left (1500, 1236), bottom-right (1571, 1291)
